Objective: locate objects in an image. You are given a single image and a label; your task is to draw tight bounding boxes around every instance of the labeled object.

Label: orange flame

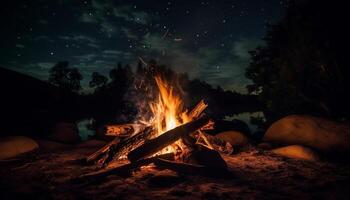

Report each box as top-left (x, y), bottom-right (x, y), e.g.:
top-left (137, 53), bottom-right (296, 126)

top-left (149, 75), bottom-right (190, 153)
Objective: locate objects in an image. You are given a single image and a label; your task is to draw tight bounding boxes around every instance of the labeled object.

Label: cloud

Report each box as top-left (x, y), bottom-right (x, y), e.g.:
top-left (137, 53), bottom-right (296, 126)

top-left (34, 35), bottom-right (55, 42)
top-left (58, 35), bottom-right (100, 49)
top-left (231, 38), bottom-right (262, 60)
top-left (73, 54), bottom-right (98, 62)
top-left (78, 0), bottom-right (119, 37)
top-left (102, 50), bottom-right (133, 60)
top-left (139, 34), bottom-right (261, 93)
top-left (15, 44), bottom-right (25, 48)
top-left (78, 1), bottom-right (152, 38)
top-left (37, 19), bottom-right (48, 24)
top-left (79, 13), bottom-right (98, 23)
top-left (113, 5), bottom-right (150, 25)
top-left (121, 27), bottom-right (138, 40)
top-left (100, 21), bottom-right (117, 37)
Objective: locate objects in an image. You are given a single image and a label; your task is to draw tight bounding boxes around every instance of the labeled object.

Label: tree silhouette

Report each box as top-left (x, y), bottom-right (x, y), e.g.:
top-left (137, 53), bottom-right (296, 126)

top-left (245, 0), bottom-right (350, 123)
top-left (48, 61), bottom-right (82, 92)
top-left (89, 72), bottom-right (108, 89)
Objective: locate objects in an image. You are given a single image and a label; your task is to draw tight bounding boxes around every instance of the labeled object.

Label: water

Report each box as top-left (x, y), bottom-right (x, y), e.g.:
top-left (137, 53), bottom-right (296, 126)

top-left (224, 112), bottom-right (265, 133)
top-left (77, 118), bottom-right (95, 140)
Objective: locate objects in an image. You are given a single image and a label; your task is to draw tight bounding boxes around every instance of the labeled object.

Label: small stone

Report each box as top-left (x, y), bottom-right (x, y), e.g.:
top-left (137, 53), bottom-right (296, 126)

top-left (271, 145), bottom-right (320, 161)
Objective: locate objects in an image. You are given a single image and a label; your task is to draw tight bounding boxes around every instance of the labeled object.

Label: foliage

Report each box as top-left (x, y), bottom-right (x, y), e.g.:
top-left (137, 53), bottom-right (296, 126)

top-left (245, 0), bottom-right (350, 123)
top-left (89, 72), bottom-right (108, 89)
top-left (48, 61), bottom-right (82, 92)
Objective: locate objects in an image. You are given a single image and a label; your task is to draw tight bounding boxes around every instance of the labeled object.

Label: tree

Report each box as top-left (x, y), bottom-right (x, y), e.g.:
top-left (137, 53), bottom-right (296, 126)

top-left (245, 0), bottom-right (350, 123)
top-left (48, 61), bottom-right (82, 92)
top-left (89, 72), bottom-right (108, 89)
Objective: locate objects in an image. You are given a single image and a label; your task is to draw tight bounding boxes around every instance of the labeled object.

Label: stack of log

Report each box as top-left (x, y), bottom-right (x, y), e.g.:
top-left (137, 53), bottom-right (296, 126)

top-left (78, 100), bottom-right (232, 181)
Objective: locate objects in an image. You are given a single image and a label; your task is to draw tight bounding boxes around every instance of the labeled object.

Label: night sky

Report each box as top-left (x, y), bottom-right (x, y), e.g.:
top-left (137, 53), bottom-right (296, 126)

top-left (1, 0), bottom-right (286, 93)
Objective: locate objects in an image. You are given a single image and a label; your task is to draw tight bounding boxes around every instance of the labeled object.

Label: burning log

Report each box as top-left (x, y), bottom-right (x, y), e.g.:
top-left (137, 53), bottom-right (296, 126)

top-left (85, 137), bottom-right (120, 164)
top-left (84, 127), bottom-right (154, 166)
top-left (100, 127), bottom-right (156, 166)
top-left (128, 115), bottom-right (210, 162)
top-left (181, 99), bottom-right (208, 148)
top-left (188, 99), bottom-right (208, 119)
top-left (85, 100), bottom-right (211, 166)
top-left (104, 124), bottom-right (146, 137)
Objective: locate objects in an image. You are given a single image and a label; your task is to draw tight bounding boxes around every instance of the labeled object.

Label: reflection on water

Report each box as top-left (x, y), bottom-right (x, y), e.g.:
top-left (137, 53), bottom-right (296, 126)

top-left (77, 118), bottom-right (95, 140)
top-left (224, 112), bottom-right (265, 133)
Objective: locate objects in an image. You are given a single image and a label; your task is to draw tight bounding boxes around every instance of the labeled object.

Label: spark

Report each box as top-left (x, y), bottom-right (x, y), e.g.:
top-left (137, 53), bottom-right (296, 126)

top-left (138, 57), bottom-right (148, 66)
top-left (161, 29), bottom-right (170, 39)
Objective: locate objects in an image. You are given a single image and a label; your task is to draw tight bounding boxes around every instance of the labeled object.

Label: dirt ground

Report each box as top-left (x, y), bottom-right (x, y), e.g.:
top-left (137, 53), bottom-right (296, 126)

top-left (1, 140), bottom-right (350, 200)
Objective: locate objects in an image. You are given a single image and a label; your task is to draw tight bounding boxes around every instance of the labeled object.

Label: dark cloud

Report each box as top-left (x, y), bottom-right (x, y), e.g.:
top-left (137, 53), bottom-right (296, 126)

top-left (1, 0), bottom-right (285, 93)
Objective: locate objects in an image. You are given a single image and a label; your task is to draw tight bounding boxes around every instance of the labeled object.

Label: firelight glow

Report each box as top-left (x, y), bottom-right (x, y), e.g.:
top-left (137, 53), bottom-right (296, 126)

top-left (149, 75), bottom-right (190, 153)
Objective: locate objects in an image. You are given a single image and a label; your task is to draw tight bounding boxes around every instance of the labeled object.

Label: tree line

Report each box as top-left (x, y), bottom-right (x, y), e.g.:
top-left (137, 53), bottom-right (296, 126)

top-left (48, 60), bottom-right (262, 130)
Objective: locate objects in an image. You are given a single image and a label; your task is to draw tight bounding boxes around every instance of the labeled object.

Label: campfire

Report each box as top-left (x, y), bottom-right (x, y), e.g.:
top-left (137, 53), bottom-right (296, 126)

top-left (80, 75), bottom-right (233, 179)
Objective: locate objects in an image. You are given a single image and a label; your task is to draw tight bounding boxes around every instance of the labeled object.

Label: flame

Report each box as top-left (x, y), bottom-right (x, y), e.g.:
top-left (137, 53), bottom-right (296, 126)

top-left (149, 75), bottom-right (190, 154)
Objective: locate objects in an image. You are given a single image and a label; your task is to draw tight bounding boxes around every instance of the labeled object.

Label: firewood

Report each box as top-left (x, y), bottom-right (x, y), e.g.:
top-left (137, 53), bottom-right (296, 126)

top-left (85, 137), bottom-right (120, 164)
top-left (196, 131), bottom-right (234, 155)
top-left (181, 100), bottom-right (208, 148)
top-left (104, 124), bottom-right (146, 137)
top-left (74, 153), bottom-right (174, 182)
top-left (153, 158), bottom-right (232, 177)
top-left (188, 99), bottom-right (208, 119)
top-left (101, 127), bottom-right (156, 166)
top-left (128, 115), bottom-right (210, 162)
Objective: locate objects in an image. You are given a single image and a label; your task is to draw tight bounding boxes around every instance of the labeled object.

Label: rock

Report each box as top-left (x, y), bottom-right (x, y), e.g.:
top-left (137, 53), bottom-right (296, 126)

top-left (49, 122), bottom-right (80, 144)
top-left (36, 139), bottom-right (71, 152)
top-left (271, 145), bottom-right (320, 161)
top-left (186, 144), bottom-right (227, 169)
top-left (263, 115), bottom-right (350, 153)
top-left (257, 142), bottom-right (273, 150)
top-left (215, 131), bottom-right (249, 148)
top-left (0, 136), bottom-right (39, 160)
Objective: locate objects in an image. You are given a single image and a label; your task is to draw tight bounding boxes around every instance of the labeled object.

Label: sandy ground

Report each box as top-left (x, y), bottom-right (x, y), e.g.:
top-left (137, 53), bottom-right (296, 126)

top-left (1, 140), bottom-right (350, 200)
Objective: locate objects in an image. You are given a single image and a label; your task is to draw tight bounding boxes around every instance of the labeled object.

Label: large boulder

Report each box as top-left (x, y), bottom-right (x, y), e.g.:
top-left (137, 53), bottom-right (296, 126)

top-left (49, 122), bottom-right (80, 144)
top-left (0, 136), bottom-right (39, 160)
top-left (271, 145), bottom-right (320, 161)
top-left (36, 139), bottom-right (71, 152)
top-left (215, 131), bottom-right (249, 148)
top-left (263, 115), bottom-right (350, 153)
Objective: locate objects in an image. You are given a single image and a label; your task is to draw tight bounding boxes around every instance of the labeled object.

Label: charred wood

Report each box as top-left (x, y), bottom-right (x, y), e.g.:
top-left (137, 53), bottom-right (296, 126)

top-left (128, 116), bottom-right (210, 162)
